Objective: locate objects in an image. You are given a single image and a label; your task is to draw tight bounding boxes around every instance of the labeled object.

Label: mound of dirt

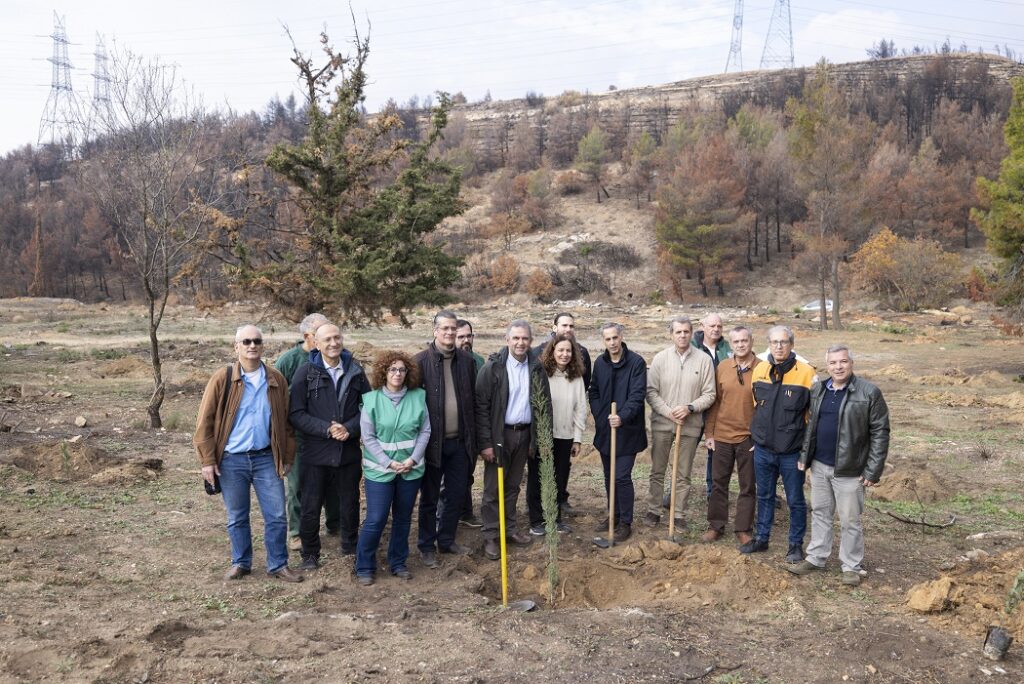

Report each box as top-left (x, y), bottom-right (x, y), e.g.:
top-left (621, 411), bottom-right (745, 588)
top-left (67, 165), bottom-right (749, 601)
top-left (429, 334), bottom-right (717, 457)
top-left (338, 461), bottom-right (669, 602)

top-left (985, 391), bottom-right (1024, 410)
top-left (549, 543), bottom-right (791, 610)
top-left (0, 441), bottom-right (161, 482)
top-left (876, 364), bottom-right (910, 380)
top-left (872, 467), bottom-right (949, 503)
top-left (910, 391), bottom-right (983, 408)
top-left (96, 356), bottom-right (150, 379)
top-left (905, 547), bottom-right (1024, 640)
top-left (916, 368), bottom-right (970, 386)
top-left (966, 371), bottom-right (1014, 388)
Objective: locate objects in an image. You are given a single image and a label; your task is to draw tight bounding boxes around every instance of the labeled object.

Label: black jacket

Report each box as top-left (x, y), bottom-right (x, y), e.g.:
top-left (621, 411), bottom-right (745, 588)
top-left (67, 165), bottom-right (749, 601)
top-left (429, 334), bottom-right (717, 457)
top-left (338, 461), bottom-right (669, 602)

top-left (799, 374), bottom-right (890, 483)
top-left (531, 333), bottom-right (593, 389)
top-left (475, 347), bottom-right (552, 465)
top-left (588, 343), bottom-right (648, 456)
top-left (288, 350), bottom-right (371, 467)
top-left (414, 342), bottom-right (478, 467)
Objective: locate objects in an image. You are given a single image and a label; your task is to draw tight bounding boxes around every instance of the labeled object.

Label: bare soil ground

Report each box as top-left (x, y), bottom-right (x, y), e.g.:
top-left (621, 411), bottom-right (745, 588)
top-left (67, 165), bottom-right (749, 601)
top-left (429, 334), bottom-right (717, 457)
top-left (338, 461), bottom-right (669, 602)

top-left (1, 297), bottom-right (1023, 683)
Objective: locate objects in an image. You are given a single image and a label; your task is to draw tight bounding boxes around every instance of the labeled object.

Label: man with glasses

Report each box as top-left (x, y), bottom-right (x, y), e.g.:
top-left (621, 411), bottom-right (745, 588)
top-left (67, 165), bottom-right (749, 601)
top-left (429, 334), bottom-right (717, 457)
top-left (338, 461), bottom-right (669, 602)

top-left (273, 313), bottom-right (337, 550)
top-left (702, 326), bottom-right (762, 547)
top-left (288, 324), bottom-right (371, 571)
top-left (415, 311), bottom-right (479, 567)
top-left (743, 325), bottom-right (817, 562)
top-left (194, 325), bottom-right (302, 582)
top-left (645, 317), bottom-right (716, 530)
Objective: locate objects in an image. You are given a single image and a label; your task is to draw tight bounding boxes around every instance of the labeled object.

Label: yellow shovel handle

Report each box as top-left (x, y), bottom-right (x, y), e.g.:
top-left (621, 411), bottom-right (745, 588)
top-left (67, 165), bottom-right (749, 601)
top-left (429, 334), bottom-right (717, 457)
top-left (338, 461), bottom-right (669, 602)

top-left (497, 464), bottom-right (508, 608)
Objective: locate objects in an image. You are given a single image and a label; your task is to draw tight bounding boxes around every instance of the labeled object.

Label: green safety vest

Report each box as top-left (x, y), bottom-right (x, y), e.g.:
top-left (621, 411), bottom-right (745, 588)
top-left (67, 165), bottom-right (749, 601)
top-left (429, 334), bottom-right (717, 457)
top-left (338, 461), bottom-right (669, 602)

top-left (361, 387), bottom-right (427, 483)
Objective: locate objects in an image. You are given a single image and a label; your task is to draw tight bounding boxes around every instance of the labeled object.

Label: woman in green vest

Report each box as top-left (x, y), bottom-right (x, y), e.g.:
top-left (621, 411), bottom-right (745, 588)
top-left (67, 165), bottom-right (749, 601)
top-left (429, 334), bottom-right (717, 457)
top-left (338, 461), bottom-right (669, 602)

top-left (355, 351), bottom-right (431, 585)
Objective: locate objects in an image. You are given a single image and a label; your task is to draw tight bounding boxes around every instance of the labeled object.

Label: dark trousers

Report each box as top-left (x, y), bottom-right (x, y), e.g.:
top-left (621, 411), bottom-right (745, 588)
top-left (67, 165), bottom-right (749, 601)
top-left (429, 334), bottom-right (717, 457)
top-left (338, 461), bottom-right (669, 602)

top-left (707, 437), bottom-right (756, 533)
top-left (460, 451), bottom-right (480, 519)
top-left (418, 438), bottom-right (470, 552)
top-left (356, 476), bottom-right (420, 577)
top-left (753, 445), bottom-right (806, 546)
top-left (287, 449), bottom-right (340, 537)
top-left (527, 437), bottom-right (573, 526)
top-left (600, 450), bottom-right (638, 526)
top-left (481, 427), bottom-right (530, 541)
top-left (299, 460), bottom-right (361, 558)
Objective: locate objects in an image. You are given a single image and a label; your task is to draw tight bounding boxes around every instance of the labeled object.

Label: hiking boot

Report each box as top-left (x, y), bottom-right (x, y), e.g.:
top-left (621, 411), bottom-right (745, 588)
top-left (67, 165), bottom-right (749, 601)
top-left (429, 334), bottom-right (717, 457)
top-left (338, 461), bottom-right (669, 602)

top-left (739, 538), bottom-right (769, 554)
top-left (701, 529), bottom-right (723, 543)
top-left (787, 560), bottom-right (824, 576)
top-left (785, 544), bottom-right (803, 563)
top-left (224, 565), bottom-right (251, 581)
top-left (420, 550), bottom-right (439, 568)
top-left (644, 512), bottom-right (660, 528)
top-left (842, 571), bottom-right (862, 587)
top-left (613, 523), bottom-right (632, 543)
top-left (268, 566), bottom-right (304, 583)
top-left (299, 556), bottom-right (320, 572)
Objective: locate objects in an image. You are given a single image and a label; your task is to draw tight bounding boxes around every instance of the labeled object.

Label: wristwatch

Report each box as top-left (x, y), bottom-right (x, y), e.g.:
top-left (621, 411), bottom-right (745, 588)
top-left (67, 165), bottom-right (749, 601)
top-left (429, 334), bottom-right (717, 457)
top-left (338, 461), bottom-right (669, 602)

top-left (687, 403), bottom-right (695, 413)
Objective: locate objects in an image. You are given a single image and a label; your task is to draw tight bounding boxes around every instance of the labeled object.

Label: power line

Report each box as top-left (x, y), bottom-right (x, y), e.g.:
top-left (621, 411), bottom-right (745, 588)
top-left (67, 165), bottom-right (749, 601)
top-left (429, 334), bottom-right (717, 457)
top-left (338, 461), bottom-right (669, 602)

top-left (38, 11), bottom-right (77, 148)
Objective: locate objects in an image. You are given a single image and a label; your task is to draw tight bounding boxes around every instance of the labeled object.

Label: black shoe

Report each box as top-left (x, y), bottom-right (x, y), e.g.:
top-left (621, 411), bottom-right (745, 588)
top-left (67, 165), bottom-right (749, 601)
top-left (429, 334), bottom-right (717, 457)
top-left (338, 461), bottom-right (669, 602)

top-left (739, 538), bottom-right (770, 554)
top-left (420, 550), bottom-right (439, 568)
top-left (786, 544), bottom-right (803, 563)
top-left (529, 524), bottom-right (546, 536)
top-left (594, 517), bottom-right (610, 533)
top-left (340, 546), bottom-right (356, 556)
top-left (613, 523), bottom-right (632, 543)
top-left (644, 512), bottom-right (660, 528)
top-left (356, 574), bottom-right (374, 586)
top-left (325, 527), bottom-right (340, 537)
top-left (459, 514), bottom-right (483, 528)
top-left (299, 556), bottom-right (320, 572)
top-left (556, 522), bottom-right (572, 534)
top-left (439, 542), bottom-right (471, 555)
top-left (392, 567), bottom-right (412, 581)
top-left (560, 501), bottom-right (576, 516)
top-left (484, 539), bottom-right (500, 560)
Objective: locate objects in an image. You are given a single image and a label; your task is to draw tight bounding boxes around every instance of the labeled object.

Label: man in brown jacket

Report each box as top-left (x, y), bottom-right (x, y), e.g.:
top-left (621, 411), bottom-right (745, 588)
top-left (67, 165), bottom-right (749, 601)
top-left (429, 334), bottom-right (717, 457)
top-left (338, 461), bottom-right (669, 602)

top-left (194, 324), bottom-right (302, 583)
top-left (702, 325), bottom-right (762, 546)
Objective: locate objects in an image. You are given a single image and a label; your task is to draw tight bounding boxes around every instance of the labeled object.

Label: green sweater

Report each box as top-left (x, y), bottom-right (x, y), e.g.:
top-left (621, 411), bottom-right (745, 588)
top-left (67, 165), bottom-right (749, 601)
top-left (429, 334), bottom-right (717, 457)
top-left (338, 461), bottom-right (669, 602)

top-left (273, 341), bottom-right (307, 388)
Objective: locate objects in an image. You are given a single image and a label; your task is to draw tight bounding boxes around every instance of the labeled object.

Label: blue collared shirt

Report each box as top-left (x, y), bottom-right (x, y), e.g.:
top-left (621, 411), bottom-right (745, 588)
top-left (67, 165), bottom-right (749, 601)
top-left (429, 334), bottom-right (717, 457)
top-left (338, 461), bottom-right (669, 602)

top-left (324, 358), bottom-right (345, 390)
top-left (225, 364), bottom-right (272, 453)
top-left (504, 353), bottom-right (532, 425)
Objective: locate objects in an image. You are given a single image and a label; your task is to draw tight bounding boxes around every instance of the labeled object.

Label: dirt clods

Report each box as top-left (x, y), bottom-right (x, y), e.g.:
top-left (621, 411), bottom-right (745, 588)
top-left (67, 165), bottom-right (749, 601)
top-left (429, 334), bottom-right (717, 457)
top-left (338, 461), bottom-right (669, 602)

top-left (872, 466), bottom-right (948, 503)
top-left (0, 440), bottom-right (161, 482)
top-left (95, 356), bottom-right (150, 378)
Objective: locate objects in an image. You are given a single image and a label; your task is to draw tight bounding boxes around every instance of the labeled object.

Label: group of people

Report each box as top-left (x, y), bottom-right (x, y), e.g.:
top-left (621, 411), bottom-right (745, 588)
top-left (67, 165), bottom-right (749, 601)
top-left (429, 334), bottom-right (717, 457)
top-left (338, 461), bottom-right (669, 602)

top-left (194, 310), bottom-right (890, 589)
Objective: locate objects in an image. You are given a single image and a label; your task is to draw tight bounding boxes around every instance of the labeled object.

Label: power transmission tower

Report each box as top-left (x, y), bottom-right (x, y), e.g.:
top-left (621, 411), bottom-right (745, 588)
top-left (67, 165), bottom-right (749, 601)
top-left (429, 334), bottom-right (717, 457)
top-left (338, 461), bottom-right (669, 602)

top-left (760, 0), bottom-right (794, 70)
top-left (37, 11), bottom-right (78, 148)
top-left (725, 0), bottom-right (743, 72)
top-left (93, 33), bottom-right (111, 109)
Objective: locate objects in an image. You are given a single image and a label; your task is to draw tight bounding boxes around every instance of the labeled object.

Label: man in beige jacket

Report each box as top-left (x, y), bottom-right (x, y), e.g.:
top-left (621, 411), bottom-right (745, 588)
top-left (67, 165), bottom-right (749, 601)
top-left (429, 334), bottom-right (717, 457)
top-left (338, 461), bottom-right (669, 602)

top-left (645, 317), bottom-right (716, 527)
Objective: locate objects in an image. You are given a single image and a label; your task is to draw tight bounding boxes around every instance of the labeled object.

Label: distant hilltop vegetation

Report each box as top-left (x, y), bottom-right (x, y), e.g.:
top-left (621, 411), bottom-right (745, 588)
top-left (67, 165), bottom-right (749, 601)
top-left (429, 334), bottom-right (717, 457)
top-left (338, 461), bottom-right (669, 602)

top-left (448, 54), bottom-right (1024, 160)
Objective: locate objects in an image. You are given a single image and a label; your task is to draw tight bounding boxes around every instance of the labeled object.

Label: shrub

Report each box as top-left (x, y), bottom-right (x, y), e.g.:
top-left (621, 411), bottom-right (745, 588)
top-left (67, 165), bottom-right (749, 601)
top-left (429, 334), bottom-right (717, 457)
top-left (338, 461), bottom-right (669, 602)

top-left (557, 90), bottom-right (584, 107)
top-left (851, 227), bottom-right (964, 311)
top-left (489, 254), bottom-right (521, 293)
top-left (482, 214), bottom-right (531, 251)
top-left (525, 268), bottom-right (554, 302)
top-left (524, 91), bottom-right (545, 107)
top-left (554, 170), bottom-right (584, 196)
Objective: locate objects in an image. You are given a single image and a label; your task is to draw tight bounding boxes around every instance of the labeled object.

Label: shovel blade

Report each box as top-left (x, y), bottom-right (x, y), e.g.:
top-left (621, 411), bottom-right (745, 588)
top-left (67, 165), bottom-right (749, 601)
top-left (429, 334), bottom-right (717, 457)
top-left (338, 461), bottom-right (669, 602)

top-left (507, 599), bottom-right (538, 612)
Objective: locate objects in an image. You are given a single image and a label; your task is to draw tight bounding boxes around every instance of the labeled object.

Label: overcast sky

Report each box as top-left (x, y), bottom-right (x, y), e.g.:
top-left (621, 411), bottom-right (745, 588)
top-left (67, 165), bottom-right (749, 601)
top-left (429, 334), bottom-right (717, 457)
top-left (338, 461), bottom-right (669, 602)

top-left (2, 0), bottom-right (1023, 155)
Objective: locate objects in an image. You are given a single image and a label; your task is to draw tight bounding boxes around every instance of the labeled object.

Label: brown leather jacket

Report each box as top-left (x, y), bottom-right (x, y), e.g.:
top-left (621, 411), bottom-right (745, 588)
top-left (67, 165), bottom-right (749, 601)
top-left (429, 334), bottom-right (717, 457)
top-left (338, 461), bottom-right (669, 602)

top-left (193, 361), bottom-right (295, 476)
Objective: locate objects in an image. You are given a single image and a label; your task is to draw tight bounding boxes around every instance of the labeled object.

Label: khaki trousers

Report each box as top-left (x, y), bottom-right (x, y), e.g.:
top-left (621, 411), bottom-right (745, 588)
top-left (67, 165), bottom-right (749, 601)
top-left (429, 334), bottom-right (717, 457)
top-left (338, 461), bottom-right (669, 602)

top-left (648, 428), bottom-right (699, 519)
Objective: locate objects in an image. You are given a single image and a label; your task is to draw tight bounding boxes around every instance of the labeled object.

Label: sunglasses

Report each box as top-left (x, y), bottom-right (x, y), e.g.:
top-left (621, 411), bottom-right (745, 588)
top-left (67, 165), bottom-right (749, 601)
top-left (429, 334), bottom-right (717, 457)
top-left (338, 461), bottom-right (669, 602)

top-left (239, 338), bottom-right (263, 347)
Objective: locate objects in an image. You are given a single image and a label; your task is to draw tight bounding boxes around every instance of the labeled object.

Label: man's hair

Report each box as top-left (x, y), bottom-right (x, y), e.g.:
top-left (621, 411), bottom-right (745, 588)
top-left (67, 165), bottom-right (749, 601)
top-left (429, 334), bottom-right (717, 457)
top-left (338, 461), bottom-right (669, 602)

top-left (298, 313), bottom-right (329, 335)
top-left (767, 324), bottom-right (794, 345)
top-left (600, 321), bottom-right (624, 336)
top-left (729, 325), bottom-right (752, 340)
top-left (235, 324), bottom-right (263, 342)
top-left (553, 312), bottom-right (575, 326)
top-left (456, 319), bottom-right (473, 332)
top-left (433, 310), bottom-right (459, 328)
top-left (506, 319), bottom-right (532, 337)
top-left (702, 313), bottom-right (723, 325)
top-left (825, 343), bottom-right (854, 361)
top-left (667, 316), bottom-right (692, 333)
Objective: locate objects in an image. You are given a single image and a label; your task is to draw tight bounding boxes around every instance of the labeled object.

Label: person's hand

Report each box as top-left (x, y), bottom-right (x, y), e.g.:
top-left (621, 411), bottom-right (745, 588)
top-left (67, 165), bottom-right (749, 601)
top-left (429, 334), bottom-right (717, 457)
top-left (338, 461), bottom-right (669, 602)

top-left (329, 422), bottom-right (350, 441)
top-left (670, 405), bottom-right (690, 423)
top-left (608, 414), bottom-right (622, 428)
top-left (481, 448), bottom-right (495, 463)
top-left (388, 461), bottom-right (405, 473)
top-left (861, 477), bottom-right (876, 487)
top-left (570, 442), bottom-right (581, 458)
top-left (706, 437), bottom-right (715, 452)
top-left (202, 464), bottom-right (220, 485)
top-left (281, 463), bottom-right (292, 476)
top-left (797, 462), bottom-right (806, 472)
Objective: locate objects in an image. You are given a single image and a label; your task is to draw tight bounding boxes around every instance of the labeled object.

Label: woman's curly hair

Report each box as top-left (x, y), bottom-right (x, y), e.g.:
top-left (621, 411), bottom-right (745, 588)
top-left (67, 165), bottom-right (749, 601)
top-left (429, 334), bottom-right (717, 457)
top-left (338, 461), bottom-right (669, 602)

top-left (369, 350), bottom-right (421, 390)
top-left (540, 333), bottom-right (584, 380)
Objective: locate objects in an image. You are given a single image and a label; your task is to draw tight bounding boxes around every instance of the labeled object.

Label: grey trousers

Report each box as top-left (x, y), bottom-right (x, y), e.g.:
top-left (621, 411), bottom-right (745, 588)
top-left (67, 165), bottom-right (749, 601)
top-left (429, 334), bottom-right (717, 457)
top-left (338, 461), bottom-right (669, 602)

top-left (481, 427), bottom-right (530, 542)
top-left (648, 428), bottom-right (700, 518)
top-left (805, 463), bottom-right (865, 572)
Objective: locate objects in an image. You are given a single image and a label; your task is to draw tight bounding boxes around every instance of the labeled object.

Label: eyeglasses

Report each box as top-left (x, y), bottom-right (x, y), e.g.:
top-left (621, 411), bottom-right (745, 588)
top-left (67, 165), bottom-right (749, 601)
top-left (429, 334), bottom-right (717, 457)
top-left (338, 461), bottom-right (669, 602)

top-left (387, 367), bottom-right (408, 375)
top-left (239, 338), bottom-right (263, 347)
top-left (769, 340), bottom-right (791, 347)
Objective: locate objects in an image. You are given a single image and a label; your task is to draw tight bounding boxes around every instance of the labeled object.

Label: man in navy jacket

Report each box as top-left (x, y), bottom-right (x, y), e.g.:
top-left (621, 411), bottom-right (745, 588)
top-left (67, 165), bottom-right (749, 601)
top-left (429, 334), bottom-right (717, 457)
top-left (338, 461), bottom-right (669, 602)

top-left (288, 324), bottom-right (371, 570)
top-left (589, 322), bottom-right (648, 542)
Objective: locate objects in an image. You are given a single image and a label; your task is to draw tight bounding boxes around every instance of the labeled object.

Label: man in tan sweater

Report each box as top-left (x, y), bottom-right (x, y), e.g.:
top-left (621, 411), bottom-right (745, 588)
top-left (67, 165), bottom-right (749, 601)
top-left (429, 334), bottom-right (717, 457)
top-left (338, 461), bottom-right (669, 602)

top-left (645, 317), bottom-right (716, 528)
top-left (702, 325), bottom-right (762, 546)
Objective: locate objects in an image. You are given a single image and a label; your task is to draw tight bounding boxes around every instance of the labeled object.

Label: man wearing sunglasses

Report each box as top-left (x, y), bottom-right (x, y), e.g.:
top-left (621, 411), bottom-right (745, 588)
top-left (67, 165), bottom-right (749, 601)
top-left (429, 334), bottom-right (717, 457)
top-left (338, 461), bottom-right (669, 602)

top-left (702, 326), bottom-right (762, 547)
top-left (288, 324), bottom-right (372, 571)
top-left (194, 325), bottom-right (302, 583)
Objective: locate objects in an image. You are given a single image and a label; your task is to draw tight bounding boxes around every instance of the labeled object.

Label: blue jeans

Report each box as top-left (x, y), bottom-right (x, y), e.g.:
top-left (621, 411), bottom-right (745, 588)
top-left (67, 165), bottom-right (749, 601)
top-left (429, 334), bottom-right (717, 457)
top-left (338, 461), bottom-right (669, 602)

top-left (753, 445), bottom-right (806, 547)
top-left (219, 449), bottom-right (289, 572)
top-left (356, 476), bottom-right (421, 577)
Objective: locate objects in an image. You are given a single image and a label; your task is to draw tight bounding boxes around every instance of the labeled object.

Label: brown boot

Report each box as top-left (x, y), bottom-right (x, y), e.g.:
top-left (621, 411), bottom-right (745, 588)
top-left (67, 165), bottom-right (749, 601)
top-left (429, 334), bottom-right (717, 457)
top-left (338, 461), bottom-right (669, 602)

top-left (701, 529), bottom-right (722, 543)
top-left (735, 531), bottom-right (753, 546)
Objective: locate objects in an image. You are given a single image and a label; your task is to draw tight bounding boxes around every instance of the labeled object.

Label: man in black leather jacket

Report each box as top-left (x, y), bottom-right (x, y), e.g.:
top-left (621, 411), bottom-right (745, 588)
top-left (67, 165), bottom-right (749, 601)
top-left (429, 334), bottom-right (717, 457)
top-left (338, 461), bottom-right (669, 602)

top-left (788, 344), bottom-right (890, 587)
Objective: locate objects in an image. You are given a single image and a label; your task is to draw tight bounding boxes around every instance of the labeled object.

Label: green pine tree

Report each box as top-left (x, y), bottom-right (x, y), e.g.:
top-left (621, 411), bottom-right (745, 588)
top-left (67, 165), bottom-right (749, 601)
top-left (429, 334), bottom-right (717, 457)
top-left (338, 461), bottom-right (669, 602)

top-left (530, 382), bottom-right (559, 605)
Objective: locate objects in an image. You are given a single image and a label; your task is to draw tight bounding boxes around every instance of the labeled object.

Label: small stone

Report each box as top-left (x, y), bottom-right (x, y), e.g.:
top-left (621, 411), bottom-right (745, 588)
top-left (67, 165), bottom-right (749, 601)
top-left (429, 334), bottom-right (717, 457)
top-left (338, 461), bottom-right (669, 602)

top-left (74, 415), bottom-right (88, 427)
top-left (866, 664), bottom-right (877, 675)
